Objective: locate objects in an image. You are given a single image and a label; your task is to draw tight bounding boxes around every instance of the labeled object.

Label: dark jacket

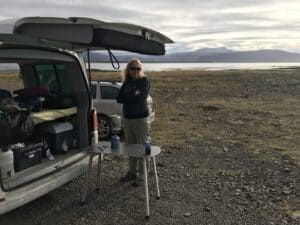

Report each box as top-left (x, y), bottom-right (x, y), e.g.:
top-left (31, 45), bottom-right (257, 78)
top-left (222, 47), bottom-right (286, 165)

top-left (116, 77), bottom-right (150, 119)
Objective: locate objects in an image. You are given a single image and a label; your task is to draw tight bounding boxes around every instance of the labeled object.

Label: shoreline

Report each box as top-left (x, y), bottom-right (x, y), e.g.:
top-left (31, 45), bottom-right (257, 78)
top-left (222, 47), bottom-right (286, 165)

top-left (1, 64), bottom-right (300, 73)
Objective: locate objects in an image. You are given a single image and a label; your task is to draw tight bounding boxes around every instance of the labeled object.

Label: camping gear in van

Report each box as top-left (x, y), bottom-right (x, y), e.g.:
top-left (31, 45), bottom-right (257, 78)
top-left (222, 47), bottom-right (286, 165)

top-left (14, 86), bottom-right (50, 111)
top-left (44, 95), bottom-right (75, 109)
top-left (11, 142), bottom-right (43, 172)
top-left (0, 148), bottom-right (15, 178)
top-left (0, 89), bottom-right (13, 100)
top-left (0, 109), bottom-right (35, 145)
top-left (31, 107), bottom-right (77, 125)
top-left (13, 86), bottom-right (51, 99)
top-left (40, 122), bottom-right (74, 154)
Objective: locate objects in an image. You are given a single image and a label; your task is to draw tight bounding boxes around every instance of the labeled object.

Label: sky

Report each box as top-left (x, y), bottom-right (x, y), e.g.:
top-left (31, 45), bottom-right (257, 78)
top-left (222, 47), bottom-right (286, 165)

top-left (0, 0), bottom-right (300, 53)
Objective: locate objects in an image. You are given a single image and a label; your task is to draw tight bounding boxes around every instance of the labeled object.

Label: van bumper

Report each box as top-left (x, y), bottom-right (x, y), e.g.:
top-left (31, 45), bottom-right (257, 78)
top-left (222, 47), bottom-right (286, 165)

top-left (0, 155), bottom-right (89, 215)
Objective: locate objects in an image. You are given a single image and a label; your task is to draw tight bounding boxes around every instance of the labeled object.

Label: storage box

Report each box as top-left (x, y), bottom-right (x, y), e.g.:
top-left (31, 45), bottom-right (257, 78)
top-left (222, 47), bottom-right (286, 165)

top-left (40, 122), bottom-right (74, 154)
top-left (12, 143), bottom-right (43, 172)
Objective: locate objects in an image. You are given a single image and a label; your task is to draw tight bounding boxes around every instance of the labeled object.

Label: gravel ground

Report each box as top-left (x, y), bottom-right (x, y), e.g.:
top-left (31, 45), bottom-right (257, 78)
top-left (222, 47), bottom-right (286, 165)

top-left (0, 141), bottom-right (299, 225)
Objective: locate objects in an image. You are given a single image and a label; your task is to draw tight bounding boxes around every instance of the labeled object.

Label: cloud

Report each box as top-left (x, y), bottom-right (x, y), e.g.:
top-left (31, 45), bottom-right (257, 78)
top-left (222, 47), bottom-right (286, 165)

top-left (0, 0), bottom-right (300, 53)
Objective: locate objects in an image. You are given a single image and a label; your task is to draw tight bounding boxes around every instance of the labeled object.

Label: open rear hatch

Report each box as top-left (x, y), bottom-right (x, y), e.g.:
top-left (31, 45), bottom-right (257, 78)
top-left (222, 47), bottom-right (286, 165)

top-left (0, 17), bottom-right (173, 55)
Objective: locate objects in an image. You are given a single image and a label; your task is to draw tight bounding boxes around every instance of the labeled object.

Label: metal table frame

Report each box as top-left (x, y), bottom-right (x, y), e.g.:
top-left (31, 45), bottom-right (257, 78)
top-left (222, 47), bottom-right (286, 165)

top-left (81, 142), bottom-right (161, 219)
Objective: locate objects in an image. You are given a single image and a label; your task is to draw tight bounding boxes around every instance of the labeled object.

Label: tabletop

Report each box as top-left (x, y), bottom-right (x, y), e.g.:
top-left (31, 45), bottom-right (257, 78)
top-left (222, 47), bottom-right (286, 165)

top-left (88, 141), bottom-right (161, 158)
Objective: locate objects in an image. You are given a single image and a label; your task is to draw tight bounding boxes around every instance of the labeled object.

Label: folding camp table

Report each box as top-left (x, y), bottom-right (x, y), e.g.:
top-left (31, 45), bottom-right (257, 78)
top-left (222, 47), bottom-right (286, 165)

top-left (81, 141), bottom-right (161, 219)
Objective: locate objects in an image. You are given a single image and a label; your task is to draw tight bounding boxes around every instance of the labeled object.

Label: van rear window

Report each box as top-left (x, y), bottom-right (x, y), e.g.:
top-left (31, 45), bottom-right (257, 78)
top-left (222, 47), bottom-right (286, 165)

top-left (34, 64), bottom-right (70, 94)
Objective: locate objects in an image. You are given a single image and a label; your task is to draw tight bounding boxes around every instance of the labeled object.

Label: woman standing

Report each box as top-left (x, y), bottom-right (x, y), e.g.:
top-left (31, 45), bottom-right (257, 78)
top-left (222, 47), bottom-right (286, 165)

top-left (116, 58), bottom-right (150, 185)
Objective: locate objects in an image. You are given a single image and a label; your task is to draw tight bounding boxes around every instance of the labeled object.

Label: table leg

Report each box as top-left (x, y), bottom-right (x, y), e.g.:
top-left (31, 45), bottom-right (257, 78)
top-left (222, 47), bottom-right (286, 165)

top-left (81, 154), bottom-right (94, 203)
top-left (152, 156), bottom-right (160, 199)
top-left (147, 157), bottom-right (151, 176)
top-left (96, 154), bottom-right (102, 190)
top-left (143, 157), bottom-right (150, 219)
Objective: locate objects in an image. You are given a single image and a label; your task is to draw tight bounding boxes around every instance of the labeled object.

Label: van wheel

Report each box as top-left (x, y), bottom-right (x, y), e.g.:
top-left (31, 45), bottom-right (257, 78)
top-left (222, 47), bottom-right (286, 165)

top-left (98, 116), bottom-right (112, 140)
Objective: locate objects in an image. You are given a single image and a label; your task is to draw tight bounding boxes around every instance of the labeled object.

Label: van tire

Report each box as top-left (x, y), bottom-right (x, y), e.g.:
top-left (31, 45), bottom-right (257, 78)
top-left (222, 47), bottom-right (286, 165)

top-left (98, 115), bottom-right (112, 140)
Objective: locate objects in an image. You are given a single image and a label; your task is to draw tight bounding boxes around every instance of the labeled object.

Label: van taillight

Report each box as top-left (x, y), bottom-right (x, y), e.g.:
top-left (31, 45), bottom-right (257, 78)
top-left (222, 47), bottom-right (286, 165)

top-left (0, 197), bottom-right (5, 203)
top-left (92, 108), bottom-right (98, 131)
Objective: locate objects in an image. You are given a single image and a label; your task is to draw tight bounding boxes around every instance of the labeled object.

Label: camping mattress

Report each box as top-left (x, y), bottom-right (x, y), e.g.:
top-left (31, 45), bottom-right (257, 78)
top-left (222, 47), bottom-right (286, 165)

top-left (32, 107), bottom-right (77, 124)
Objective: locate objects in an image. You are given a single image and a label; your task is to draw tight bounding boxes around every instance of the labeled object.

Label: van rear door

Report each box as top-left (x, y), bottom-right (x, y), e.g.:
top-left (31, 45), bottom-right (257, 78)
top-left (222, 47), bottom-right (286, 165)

top-left (0, 17), bottom-right (173, 55)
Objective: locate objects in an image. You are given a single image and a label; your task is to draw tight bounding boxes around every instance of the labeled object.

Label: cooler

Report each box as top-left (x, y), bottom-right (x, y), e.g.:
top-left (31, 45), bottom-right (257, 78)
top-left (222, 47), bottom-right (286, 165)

top-left (40, 122), bottom-right (74, 154)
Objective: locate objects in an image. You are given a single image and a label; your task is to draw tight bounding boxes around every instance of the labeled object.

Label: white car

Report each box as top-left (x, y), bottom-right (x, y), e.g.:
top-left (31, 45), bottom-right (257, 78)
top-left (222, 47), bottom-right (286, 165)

top-left (91, 80), bottom-right (155, 139)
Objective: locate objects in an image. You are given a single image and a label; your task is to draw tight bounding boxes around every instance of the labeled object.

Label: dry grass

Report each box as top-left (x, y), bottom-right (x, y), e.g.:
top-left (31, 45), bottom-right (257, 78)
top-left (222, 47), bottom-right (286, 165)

top-left (89, 68), bottom-right (300, 163)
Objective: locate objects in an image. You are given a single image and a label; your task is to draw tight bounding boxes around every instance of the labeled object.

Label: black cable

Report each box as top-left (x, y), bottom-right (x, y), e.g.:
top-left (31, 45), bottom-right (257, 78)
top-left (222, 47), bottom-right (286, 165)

top-left (107, 48), bottom-right (120, 70)
top-left (87, 48), bottom-right (92, 87)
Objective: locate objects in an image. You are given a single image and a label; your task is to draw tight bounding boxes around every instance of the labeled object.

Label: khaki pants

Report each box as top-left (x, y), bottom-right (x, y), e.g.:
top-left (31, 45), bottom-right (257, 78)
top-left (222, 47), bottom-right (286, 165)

top-left (123, 117), bottom-right (150, 175)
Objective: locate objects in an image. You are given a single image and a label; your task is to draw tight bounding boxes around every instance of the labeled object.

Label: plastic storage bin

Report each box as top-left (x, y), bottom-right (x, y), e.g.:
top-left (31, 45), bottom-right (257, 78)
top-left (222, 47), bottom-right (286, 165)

top-left (12, 143), bottom-right (43, 172)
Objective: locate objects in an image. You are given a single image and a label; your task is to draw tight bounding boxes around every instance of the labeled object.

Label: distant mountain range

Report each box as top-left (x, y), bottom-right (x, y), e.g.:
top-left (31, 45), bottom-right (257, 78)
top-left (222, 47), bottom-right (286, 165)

top-left (85, 47), bottom-right (300, 63)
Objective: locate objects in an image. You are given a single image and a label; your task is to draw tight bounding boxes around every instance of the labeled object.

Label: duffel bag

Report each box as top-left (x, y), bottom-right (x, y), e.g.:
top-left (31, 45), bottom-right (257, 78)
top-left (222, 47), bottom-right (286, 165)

top-left (0, 110), bottom-right (34, 145)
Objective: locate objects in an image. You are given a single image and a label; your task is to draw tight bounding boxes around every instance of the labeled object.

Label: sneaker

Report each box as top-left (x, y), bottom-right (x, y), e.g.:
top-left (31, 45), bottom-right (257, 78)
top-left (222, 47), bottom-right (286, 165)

top-left (120, 173), bottom-right (137, 183)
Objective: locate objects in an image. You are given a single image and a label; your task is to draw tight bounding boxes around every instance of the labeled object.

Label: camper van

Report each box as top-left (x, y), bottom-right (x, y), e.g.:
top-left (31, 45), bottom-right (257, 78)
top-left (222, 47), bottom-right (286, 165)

top-left (0, 17), bottom-right (172, 214)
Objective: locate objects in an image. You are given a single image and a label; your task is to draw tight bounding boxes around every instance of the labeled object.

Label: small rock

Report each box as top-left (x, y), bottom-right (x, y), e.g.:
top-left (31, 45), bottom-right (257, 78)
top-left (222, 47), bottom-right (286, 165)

top-left (283, 167), bottom-right (292, 173)
top-left (223, 146), bottom-right (228, 152)
top-left (219, 170), bottom-right (227, 176)
top-left (241, 185), bottom-right (250, 192)
top-left (246, 193), bottom-right (256, 201)
top-left (227, 203), bottom-right (232, 208)
top-left (282, 190), bottom-right (291, 195)
top-left (213, 192), bottom-right (221, 200)
top-left (184, 212), bottom-right (192, 217)
top-left (203, 207), bottom-right (211, 212)
top-left (237, 200), bottom-right (249, 205)
top-left (157, 162), bottom-right (165, 167)
top-left (203, 105), bottom-right (220, 111)
top-left (272, 197), bottom-right (282, 202)
top-left (192, 163), bottom-right (200, 168)
top-left (165, 150), bottom-right (173, 155)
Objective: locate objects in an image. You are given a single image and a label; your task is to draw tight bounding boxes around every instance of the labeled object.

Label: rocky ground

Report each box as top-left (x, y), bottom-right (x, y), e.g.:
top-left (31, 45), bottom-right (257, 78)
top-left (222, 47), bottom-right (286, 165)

top-left (0, 69), bottom-right (299, 225)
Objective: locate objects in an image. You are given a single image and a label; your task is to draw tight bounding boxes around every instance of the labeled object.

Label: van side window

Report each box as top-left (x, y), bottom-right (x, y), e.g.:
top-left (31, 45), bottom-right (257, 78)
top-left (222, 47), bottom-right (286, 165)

top-left (91, 84), bottom-right (97, 99)
top-left (100, 86), bottom-right (119, 99)
top-left (34, 64), bottom-right (70, 94)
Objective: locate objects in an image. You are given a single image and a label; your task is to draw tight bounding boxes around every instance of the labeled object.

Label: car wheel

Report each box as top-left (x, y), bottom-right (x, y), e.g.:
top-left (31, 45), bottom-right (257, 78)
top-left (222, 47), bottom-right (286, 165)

top-left (98, 116), bottom-right (112, 139)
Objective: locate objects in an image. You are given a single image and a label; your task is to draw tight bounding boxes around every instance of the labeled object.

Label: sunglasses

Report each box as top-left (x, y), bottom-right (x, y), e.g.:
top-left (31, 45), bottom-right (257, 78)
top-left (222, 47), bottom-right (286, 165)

top-left (130, 67), bottom-right (141, 71)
